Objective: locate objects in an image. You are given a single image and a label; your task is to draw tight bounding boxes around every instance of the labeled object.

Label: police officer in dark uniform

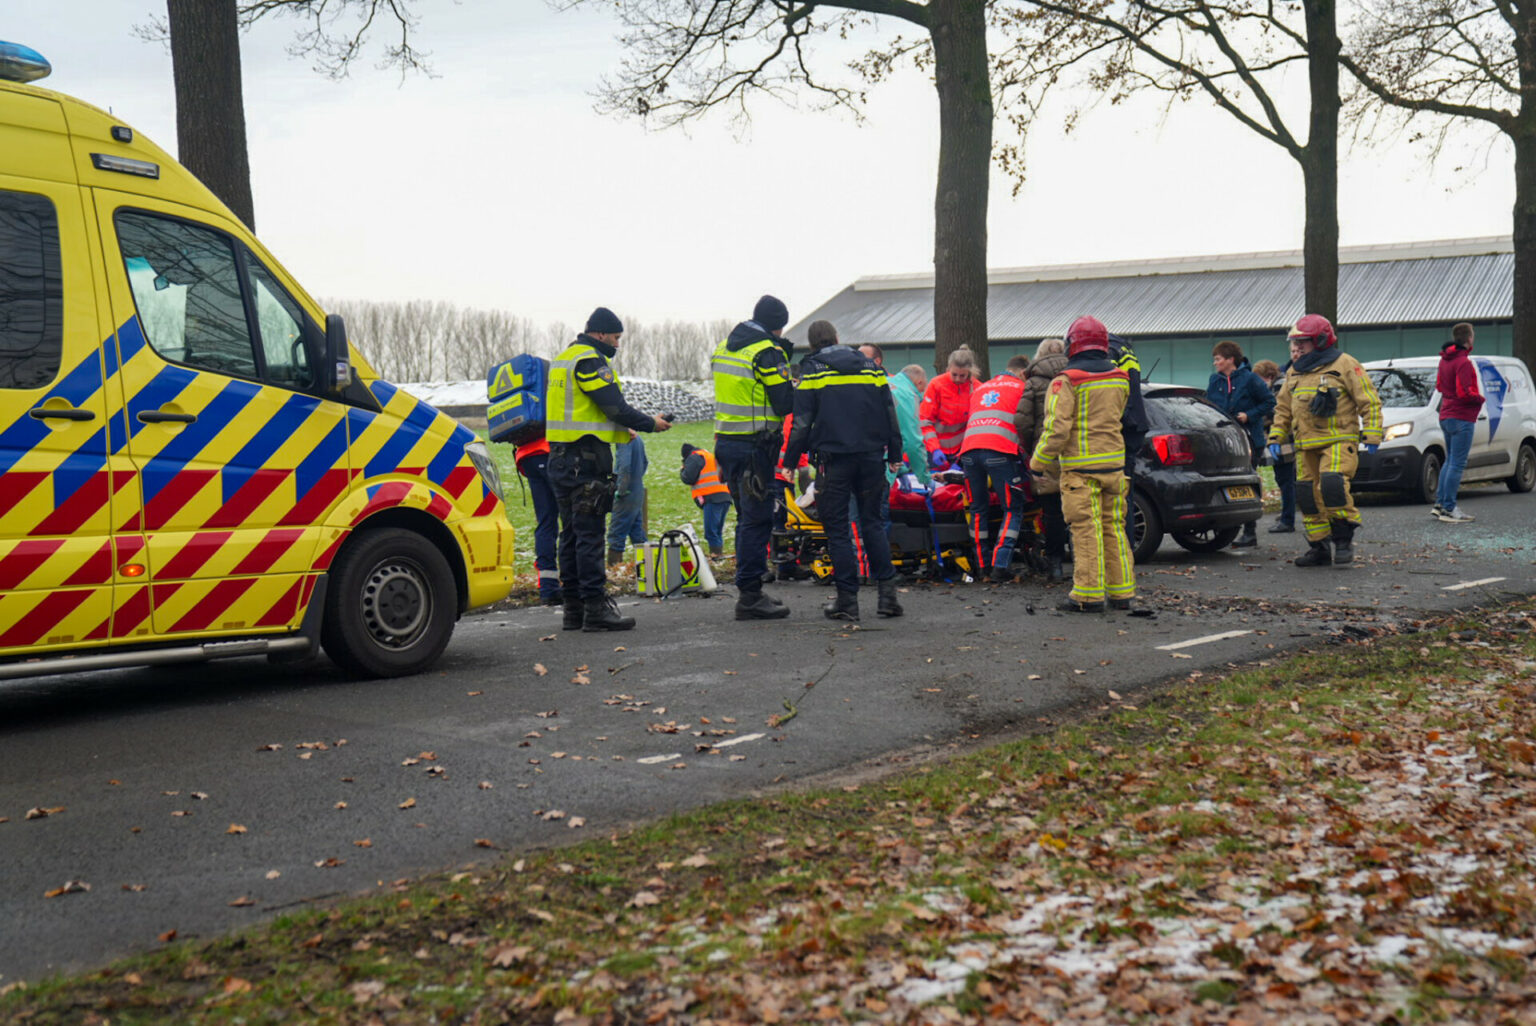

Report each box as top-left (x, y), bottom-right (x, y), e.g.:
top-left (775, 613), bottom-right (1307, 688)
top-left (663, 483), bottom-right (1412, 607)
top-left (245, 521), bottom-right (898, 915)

top-left (782, 320), bottom-right (905, 622)
top-left (546, 308), bottom-right (671, 631)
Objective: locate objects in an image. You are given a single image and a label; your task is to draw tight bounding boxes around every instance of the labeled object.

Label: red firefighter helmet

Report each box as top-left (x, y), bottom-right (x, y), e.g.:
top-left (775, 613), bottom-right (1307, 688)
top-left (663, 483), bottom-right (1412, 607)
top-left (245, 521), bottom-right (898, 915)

top-left (1287, 314), bottom-right (1337, 350)
top-left (1066, 315), bottom-right (1109, 356)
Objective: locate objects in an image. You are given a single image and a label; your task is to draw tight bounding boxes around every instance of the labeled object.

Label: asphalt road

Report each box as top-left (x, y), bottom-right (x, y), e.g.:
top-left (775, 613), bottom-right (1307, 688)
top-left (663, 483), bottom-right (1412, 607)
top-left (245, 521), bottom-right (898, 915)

top-left (2, 484), bottom-right (1533, 984)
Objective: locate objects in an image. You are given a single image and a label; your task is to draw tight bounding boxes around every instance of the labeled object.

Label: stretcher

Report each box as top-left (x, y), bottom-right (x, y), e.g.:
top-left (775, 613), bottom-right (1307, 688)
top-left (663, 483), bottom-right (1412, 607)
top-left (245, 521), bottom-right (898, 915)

top-left (770, 469), bottom-right (1047, 582)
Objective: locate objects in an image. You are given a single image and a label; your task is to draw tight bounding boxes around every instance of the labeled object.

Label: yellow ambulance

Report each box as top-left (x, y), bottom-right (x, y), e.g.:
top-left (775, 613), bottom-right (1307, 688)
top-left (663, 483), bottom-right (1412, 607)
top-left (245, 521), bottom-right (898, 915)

top-left (0, 43), bottom-right (514, 680)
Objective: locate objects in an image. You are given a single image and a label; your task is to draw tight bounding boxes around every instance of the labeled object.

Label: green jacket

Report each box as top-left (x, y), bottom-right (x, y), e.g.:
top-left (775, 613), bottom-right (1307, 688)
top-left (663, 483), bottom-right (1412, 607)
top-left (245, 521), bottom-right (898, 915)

top-left (888, 371), bottom-right (930, 485)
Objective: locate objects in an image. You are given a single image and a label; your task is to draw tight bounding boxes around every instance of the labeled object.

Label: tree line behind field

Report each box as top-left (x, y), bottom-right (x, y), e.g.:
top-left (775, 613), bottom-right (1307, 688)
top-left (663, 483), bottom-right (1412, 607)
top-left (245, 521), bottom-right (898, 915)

top-left (324, 297), bottom-right (732, 384)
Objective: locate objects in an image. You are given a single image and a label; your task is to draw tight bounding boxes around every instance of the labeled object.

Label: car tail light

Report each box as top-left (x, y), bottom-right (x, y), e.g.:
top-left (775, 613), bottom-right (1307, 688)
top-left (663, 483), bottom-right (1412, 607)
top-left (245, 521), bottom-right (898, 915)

top-left (1151, 433), bottom-right (1195, 465)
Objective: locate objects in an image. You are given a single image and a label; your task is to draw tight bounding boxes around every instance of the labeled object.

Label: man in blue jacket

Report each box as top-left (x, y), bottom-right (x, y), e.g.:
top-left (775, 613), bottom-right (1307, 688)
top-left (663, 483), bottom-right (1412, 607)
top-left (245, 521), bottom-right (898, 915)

top-left (784, 320), bottom-right (905, 622)
top-left (1206, 340), bottom-right (1275, 548)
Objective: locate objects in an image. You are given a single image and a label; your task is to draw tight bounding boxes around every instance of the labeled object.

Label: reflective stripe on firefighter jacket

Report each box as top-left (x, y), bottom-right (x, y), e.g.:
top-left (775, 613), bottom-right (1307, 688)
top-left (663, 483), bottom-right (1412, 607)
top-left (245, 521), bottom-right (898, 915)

top-left (1268, 350), bottom-right (1383, 450)
top-left (919, 373), bottom-right (977, 455)
top-left (712, 337), bottom-right (788, 435)
top-left (691, 450), bottom-right (730, 503)
top-left (1031, 367), bottom-right (1131, 473)
top-left (959, 373), bottom-right (1026, 456)
top-left (547, 343), bottom-right (627, 444)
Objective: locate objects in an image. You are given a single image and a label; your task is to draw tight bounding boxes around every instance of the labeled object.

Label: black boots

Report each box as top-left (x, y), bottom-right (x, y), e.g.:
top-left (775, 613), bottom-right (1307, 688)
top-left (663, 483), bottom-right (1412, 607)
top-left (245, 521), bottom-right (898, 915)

top-left (1058, 598), bottom-right (1106, 613)
top-left (877, 578), bottom-right (904, 618)
top-left (582, 595), bottom-right (635, 632)
top-left (823, 589), bottom-right (859, 622)
top-left (736, 586), bottom-right (790, 621)
top-left (562, 597), bottom-right (584, 631)
top-left (1294, 540), bottom-right (1332, 567)
top-left (1046, 554), bottom-right (1064, 581)
top-left (1331, 520), bottom-right (1357, 564)
top-left (1231, 522), bottom-right (1258, 548)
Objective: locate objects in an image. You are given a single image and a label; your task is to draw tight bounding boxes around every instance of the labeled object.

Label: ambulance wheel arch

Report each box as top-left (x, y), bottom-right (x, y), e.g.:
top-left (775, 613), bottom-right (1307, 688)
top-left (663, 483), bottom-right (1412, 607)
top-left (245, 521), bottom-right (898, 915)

top-left (320, 511), bottom-right (466, 678)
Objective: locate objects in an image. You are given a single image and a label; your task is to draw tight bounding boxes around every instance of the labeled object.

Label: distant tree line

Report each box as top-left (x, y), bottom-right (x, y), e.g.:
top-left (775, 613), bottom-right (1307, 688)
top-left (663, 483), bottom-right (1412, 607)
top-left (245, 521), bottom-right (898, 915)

top-left (324, 298), bottom-right (732, 383)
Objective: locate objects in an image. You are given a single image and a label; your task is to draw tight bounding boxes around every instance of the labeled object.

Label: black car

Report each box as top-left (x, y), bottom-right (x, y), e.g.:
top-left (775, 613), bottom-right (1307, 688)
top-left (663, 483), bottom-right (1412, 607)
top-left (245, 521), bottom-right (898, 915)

top-left (1128, 384), bottom-right (1265, 562)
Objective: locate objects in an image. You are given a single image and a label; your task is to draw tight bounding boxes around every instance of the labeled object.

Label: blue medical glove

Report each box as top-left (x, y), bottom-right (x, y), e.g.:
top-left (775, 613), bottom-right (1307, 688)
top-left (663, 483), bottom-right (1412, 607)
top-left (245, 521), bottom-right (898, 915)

top-left (929, 450), bottom-right (948, 470)
top-left (1268, 443), bottom-right (1282, 464)
top-left (1363, 443), bottom-right (1378, 455)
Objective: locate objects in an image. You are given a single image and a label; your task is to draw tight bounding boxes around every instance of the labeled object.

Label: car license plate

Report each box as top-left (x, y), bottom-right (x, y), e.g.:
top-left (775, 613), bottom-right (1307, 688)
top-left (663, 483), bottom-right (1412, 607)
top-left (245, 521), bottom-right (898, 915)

top-left (1225, 485), bottom-right (1257, 501)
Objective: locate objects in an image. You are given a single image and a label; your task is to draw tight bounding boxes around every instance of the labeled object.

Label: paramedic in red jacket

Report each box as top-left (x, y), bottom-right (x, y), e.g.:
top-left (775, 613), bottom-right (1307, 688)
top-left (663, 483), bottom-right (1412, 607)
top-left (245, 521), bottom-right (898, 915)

top-left (1433, 322), bottom-right (1485, 522)
top-left (920, 346), bottom-right (979, 467)
top-left (958, 355), bottom-right (1030, 581)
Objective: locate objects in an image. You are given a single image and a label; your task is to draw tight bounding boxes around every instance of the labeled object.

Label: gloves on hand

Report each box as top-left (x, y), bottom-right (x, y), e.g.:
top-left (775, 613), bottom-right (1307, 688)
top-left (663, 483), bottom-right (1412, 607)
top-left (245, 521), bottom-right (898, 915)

top-left (1268, 443), bottom-right (1282, 464)
top-left (929, 450), bottom-right (948, 470)
top-left (1363, 443), bottom-right (1378, 455)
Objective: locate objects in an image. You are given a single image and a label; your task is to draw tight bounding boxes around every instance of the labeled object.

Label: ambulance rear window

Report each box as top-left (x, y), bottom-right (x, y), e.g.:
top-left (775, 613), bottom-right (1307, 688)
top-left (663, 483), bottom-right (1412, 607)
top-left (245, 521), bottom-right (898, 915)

top-left (0, 190), bottom-right (63, 390)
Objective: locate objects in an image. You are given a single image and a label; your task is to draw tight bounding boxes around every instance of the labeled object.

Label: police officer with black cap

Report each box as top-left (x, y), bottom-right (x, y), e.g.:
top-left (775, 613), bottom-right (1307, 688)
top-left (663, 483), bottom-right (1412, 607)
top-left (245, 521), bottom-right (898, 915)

top-left (711, 295), bottom-right (796, 620)
top-left (547, 308), bottom-right (671, 631)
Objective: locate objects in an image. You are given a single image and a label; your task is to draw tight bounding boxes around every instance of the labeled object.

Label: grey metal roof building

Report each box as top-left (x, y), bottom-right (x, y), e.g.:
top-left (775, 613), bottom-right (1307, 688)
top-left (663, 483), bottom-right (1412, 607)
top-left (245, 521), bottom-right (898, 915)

top-left (788, 237), bottom-right (1515, 387)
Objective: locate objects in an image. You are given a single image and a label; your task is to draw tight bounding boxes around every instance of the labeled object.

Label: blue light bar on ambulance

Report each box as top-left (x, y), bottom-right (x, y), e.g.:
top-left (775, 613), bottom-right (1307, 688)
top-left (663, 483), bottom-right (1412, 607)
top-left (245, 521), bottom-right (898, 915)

top-left (91, 153), bottom-right (160, 179)
top-left (0, 41), bottom-right (51, 83)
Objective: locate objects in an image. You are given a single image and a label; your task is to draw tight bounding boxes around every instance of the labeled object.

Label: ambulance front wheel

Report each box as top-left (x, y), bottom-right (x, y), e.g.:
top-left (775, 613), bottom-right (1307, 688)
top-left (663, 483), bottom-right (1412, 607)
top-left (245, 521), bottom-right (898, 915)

top-left (322, 527), bottom-right (457, 678)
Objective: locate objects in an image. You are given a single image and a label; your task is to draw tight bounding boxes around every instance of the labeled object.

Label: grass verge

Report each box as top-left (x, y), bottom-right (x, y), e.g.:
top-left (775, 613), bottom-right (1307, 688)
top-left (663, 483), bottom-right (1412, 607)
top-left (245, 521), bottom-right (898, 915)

top-left (6, 601), bottom-right (1535, 1024)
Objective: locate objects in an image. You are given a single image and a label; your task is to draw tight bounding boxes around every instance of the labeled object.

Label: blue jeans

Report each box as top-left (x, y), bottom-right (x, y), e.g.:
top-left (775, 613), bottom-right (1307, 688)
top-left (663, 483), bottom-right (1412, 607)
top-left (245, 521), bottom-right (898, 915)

top-left (1437, 418), bottom-right (1475, 510)
top-left (700, 500), bottom-right (729, 552)
top-left (1272, 457), bottom-right (1296, 526)
top-left (607, 490), bottom-right (646, 553)
top-left (715, 433), bottom-right (776, 588)
top-left (519, 453), bottom-right (561, 601)
top-left (817, 453), bottom-right (896, 592)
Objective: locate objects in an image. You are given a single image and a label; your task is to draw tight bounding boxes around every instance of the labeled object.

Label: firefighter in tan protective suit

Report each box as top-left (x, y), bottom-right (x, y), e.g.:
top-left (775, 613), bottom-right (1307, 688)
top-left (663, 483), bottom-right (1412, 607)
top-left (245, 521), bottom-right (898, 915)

top-left (1029, 316), bottom-right (1136, 613)
top-left (1267, 315), bottom-right (1384, 567)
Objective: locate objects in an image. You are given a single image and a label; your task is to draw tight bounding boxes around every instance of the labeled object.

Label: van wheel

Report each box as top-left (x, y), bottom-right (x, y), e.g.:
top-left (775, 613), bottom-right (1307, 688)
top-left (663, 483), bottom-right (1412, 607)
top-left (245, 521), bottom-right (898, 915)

top-left (1172, 526), bottom-right (1242, 553)
top-left (1416, 448), bottom-right (1443, 505)
top-left (1130, 488), bottom-right (1162, 564)
top-left (1508, 442), bottom-right (1536, 493)
top-left (322, 528), bottom-right (457, 678)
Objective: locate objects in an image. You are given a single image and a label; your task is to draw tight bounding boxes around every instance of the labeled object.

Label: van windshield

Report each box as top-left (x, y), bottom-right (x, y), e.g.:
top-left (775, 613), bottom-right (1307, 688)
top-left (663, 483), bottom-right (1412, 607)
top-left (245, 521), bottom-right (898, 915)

top-left (1368, 368), bottom-right (1435, 408)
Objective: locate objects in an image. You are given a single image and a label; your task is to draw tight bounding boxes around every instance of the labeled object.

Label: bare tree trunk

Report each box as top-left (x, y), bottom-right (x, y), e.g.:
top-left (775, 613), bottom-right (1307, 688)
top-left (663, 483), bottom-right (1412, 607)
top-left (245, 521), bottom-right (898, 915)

top-left (1514, 128), bottom-right (1536, 371)
top-left (166, 0), bottom-right (255, 229)
top-left (929, 0), bottom-right (992, 380)
top-left (1300, 0), bottom-right (1338, 324)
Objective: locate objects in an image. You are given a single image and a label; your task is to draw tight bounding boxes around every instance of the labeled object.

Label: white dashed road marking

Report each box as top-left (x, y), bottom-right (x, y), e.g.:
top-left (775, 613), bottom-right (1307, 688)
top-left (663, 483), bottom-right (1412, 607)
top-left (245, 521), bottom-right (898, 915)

top-left (1155, 630), bottom-right (1253, 652)
top-left (1442, 577), bottom-right (1508, 591)
top-left (637, 732), bottom-right (767, 765)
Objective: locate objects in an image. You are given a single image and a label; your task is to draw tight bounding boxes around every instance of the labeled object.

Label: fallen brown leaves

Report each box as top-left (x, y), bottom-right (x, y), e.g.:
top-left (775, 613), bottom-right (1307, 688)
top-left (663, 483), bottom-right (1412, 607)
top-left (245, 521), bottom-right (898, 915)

top-left (7, 605), bottom-right (1535, 1026)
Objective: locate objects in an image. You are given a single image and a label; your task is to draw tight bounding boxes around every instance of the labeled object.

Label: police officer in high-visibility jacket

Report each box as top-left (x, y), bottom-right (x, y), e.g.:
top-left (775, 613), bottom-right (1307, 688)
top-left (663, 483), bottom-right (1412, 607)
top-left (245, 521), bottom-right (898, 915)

top-left (547, 308), bottom-right (671, 631)
top-left (782, 320), bottom-right (905, 622)
top-left (1030, 316), bottom-right (1136, 613)
top-left (958, 355), bottom-right (1030, 582)
top-left (712, 295), bottom-right (795, 620)
top-left (1267, 314), bottom-right (1384, 567)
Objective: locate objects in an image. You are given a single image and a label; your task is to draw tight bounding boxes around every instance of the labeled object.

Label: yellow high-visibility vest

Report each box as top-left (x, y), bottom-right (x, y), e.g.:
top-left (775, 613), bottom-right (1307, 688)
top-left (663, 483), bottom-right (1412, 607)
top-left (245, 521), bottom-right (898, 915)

top-left (547, 342), bottom-right (627, 444)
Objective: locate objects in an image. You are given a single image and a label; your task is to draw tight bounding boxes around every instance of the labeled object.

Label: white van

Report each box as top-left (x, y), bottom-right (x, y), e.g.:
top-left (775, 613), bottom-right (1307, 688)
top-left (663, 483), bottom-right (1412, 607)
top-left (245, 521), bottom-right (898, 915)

top-left (1355, 355), bottom-right (1536, 503)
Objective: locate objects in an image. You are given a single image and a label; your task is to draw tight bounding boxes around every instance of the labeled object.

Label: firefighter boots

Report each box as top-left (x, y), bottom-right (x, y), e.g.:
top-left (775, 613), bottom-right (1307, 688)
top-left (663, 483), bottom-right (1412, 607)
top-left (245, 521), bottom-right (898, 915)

top-left (1294, 540), bottom-right (1333, 567)
top-left (876, 578), bottom-right (904, 618)
top-left (1331, 520), bottom-right (1357, 564)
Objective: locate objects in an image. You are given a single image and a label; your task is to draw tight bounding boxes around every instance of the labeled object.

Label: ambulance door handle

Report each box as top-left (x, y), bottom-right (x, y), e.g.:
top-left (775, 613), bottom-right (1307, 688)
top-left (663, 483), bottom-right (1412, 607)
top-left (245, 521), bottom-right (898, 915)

top-left (29, 406), bottom-right (95, 422)
top-left (137, 410), bottom-right (197, 425)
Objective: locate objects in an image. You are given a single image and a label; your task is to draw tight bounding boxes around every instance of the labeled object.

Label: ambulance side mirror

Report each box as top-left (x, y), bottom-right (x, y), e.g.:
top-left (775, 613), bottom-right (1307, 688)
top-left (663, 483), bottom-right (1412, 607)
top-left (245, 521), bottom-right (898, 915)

top-left (324, 314), bottom-right (353, 393)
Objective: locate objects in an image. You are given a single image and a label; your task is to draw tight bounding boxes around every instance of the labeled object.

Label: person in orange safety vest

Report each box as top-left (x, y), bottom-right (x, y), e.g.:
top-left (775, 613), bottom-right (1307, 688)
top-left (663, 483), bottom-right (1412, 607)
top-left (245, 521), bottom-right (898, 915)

top-left (958, 355), bottom-right (1030, 582)
top-left (680, 443), bottom-right (732, 558)
top-left (919, 345), bottom-right (979, 466)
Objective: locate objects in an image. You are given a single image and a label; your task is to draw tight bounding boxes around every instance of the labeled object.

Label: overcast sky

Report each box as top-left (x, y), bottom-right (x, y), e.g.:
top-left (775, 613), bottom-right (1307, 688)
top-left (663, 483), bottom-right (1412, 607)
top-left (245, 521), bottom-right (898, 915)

top-left (7, 2), bottom-right (1515, 329)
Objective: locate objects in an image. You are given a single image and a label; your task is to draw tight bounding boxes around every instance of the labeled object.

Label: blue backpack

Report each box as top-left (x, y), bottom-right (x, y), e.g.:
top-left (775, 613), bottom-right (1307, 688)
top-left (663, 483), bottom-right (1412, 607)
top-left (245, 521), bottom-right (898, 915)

top-left (486, 354), bottom-right (548, 445)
